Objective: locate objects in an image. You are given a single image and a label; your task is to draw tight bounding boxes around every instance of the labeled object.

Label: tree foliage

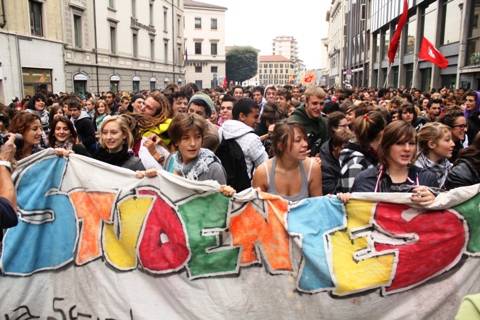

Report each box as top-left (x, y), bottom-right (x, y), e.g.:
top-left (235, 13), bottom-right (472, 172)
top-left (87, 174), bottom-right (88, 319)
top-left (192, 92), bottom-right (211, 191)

top-left (226, 46), bottom-right (258, 83)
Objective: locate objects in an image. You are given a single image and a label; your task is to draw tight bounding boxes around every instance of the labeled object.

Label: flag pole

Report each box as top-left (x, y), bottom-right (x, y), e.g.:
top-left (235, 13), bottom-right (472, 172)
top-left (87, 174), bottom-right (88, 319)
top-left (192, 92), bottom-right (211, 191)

top-left (384, 62), bottom-right (392, 88)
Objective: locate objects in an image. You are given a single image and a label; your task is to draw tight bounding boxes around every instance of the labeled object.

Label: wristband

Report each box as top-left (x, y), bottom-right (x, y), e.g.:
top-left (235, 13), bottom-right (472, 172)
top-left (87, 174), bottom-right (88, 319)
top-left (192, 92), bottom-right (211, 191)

top-left (0, 160), bottom-right (12, 173)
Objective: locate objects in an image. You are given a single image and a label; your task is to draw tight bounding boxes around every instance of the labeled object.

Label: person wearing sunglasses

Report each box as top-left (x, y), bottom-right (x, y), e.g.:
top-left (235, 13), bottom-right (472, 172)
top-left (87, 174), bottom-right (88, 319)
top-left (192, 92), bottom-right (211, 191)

top-left (442, 110), bottom-right (467, 162)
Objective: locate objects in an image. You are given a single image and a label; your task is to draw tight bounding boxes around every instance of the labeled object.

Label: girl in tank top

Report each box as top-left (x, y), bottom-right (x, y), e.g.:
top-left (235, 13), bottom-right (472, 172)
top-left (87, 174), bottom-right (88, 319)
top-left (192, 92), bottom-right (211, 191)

top-left (252, 121), bottom-right (322, 201)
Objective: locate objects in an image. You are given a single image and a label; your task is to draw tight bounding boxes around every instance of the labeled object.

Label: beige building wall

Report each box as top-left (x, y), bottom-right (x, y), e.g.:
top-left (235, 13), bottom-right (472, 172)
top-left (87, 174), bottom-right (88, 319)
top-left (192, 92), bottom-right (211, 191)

top-left (0, 0), bottom-right (65, 102)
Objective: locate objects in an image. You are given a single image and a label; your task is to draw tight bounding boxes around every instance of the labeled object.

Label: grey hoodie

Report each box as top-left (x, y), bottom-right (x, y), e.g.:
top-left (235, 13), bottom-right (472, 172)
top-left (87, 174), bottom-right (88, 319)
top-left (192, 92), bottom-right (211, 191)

top-left (219, 120), bottom-right (268, 179)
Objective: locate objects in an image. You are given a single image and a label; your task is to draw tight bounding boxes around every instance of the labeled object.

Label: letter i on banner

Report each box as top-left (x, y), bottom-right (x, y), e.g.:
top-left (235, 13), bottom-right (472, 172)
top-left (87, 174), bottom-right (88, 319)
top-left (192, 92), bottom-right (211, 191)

top-left (230, 192), bottom-right (292, 273)
top-left (329, 200), bottom-right (396, 296)
top-left (287, 197), bottom-right (346, 293)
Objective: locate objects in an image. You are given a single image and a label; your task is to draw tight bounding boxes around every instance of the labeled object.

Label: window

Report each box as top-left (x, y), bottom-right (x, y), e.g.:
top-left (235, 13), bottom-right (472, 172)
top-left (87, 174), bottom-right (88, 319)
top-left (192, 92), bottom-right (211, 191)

top-left (211, 42), bottom-right (218, 55)
top-left (163, 7), bottom-right (168, 32)
top-left (211, 18), bottom-right (217, 30)
top-left (150, 80), bottom-right (156, 90)
top-left (132, 0), bottom-right (136, 17)
top-left (177, 15), bottom-right (181, 36)
top-left (195, 80), bottom-right (203, 89)
top-left (109, 0), bottom-right (115, 9)
top-left (132, 32), bottom-right (138, 58)
top-left (73, 14), bottom-right (82, 48)
top-left (164, 41), bottom-right (168, 62)
top-left (195, 17), bottom-right (201, 29)
top-left (110, 81), bottom-right (119, 93)
top-left (22, 68), bottom-right (52, 97)
top-left (195, 65), bottom-right (202, 73)
top-left (110, 25), bottom-right (117, 54)
top-left (29, 0), bottom-right (43, 37)
top-left (211, 66), bottom-right (218, 73)
top-left (149, 2), bottom-right (154, 25)
top-left (133, 80), bottom-right (140, 92)
top-left (150, 38), bottom-right (155, 60)
top-left (423, 2), bottom-right (438, 41)
top-left (74, 80), bottom-right (87, 99)
top-left (195, 42), bottom-right (202, 54)
top-left (382, 29), bottom-right (390, 61)
top-left (441, 0), bottom-right (462, 45)
top-left (177, 45), bottom-right (182, 64)
top-left (406, 16), bottom-right (416, 55)
top-left (466, 0), bottom-right (480, 66)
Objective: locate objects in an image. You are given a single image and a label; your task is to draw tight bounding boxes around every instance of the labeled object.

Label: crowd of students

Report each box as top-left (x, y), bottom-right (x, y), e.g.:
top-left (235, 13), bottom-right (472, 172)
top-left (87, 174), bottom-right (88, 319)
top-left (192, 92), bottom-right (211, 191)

top-left (1, 83), bottom-right (479, 204)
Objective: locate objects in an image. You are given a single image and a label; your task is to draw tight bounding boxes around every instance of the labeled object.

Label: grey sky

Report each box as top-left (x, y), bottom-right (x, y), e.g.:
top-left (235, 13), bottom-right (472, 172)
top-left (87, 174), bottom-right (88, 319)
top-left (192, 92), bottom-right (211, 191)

top-left (203, 0), bottom-right (330, 69)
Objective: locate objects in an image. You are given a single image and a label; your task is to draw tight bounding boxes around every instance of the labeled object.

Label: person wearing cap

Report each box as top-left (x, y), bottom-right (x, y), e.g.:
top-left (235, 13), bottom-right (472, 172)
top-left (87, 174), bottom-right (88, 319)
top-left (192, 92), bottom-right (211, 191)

top-left (188, 93), bottom-right (220, 152)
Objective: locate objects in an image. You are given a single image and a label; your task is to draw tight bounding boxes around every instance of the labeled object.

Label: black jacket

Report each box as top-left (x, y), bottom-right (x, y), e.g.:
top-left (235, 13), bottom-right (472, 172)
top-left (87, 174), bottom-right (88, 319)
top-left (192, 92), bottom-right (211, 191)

top-left (467, 111), bottom-right (480, 143)
top-left (444, 159), bottom-right (480, 190)
top-left (352, 165), bottom-right (439, 193)
top-left (0, 197), bottom-right (17, 238)
top-left (319, 139), bottom-right (341, 194)
top-left (73, 112), bottom-right (97, 154)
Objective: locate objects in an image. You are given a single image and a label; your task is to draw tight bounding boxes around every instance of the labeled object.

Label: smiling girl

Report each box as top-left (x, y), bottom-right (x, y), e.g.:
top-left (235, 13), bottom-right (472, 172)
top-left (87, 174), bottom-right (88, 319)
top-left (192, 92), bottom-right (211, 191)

top-left (164, 113), bottom-right (227, 184)
top-left (415, 122), bottom-right (454, 188)
top-left (94, 116), bottom-right (144, 170)
top-left (8, 112), bottom-right (43, 160)
top-left (351, 121), bottom-right (439, 206)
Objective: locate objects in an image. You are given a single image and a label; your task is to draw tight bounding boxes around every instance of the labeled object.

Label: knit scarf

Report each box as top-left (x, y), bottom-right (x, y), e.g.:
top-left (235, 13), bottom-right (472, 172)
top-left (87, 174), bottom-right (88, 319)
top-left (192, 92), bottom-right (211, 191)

top-left (415, 153), bottom-right (452, 187)
top-left (173, 148), bottom-right (219, 181)
top-left (54, 140), bottom-right (74, 150)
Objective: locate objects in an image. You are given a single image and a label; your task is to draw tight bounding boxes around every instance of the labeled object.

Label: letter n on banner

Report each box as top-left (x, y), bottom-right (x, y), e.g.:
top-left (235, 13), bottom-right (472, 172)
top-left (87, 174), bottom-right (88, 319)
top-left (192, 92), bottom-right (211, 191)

top-left (178, 192), bottom-right (240, 279)
top-left (329, 200), bottom-right (396, 296)
top-left (230, 192), bottom-right (292, 273)
top-left (287, 197), bottom-right (345, 293)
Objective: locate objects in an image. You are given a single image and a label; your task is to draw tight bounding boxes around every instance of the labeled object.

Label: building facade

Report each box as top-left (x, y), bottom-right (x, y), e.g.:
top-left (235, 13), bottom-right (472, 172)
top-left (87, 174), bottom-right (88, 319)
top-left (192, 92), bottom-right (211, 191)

top-left (184, 0), bottom-right (226, 89)
top-left (325, 0), bottom-right (346, 87)
top-left (258, 55), bottom-right (295, 87)
top-left (0, 0), bottom-right (66, 103)
top-left (64, 0), bottom-right (185, 97)
top-left (325, 0), bottom-right (479, 90)
top-left (272, 35), bottom-right (301, 83)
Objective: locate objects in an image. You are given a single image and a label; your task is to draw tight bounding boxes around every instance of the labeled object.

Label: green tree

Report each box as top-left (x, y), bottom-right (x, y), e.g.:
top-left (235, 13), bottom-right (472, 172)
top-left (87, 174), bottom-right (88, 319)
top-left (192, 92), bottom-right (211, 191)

top-left (226, 46), bottom-right (258, 83)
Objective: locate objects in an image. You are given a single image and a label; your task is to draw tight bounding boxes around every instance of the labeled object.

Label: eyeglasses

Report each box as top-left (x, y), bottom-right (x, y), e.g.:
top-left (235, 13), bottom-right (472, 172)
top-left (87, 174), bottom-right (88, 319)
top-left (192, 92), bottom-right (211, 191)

top-left (453, 124), bottom-right (467, 129)
top-left (337, 124), bottom-right (350, 128)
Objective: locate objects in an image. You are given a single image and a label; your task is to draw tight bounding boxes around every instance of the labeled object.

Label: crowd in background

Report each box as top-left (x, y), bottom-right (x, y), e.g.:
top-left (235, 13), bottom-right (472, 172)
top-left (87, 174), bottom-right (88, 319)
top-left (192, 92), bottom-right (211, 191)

top-left (0, 82), bottom-right (479, 204)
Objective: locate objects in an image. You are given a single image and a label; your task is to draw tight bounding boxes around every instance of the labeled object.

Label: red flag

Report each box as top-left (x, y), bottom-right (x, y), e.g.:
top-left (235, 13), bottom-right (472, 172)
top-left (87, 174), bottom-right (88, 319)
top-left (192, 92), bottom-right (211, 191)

top-left (418, 37), bottom-right (449, 69)
top-left (388, 0), bottom-right (409, 63)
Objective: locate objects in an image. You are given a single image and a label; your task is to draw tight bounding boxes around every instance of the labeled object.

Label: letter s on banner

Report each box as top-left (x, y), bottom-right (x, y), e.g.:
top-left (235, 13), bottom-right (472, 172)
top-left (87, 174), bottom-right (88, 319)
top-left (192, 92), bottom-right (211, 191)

top-left (1, 157), bottom-right (77, 275)
top-left (374, 203), bottom-right (467, 294)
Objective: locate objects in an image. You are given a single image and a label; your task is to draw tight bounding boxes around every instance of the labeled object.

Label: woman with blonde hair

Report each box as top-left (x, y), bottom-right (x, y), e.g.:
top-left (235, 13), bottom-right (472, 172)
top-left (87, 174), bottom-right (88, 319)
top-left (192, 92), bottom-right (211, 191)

top-left (94, 99), bottom-right (110, 131)
top-left (93, 116), bottom-right (144, 170)
top-left (415, 122), bottom-right (454, 188)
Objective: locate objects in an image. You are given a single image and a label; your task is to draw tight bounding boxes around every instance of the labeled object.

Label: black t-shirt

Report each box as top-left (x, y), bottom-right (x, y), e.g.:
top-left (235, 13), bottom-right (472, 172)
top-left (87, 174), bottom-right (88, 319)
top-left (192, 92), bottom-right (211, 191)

top-left (0, 196), bottom-right (17, 238)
